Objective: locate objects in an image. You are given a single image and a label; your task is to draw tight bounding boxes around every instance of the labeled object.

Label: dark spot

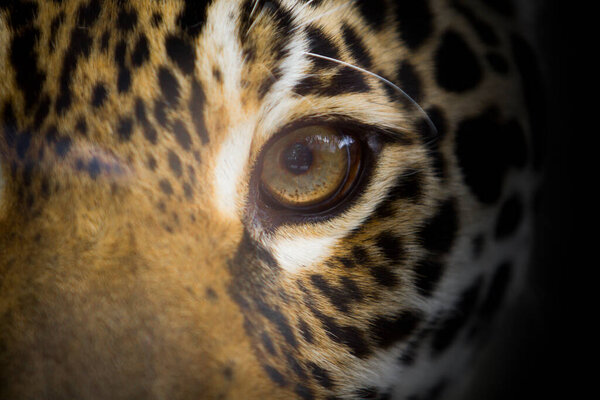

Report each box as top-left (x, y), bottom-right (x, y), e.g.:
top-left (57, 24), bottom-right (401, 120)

top-left (371, 311), bottom-right (421, 348)
top-left (172, 120), bottom-right (192, 150)
top-left (262, 364), bottom-right (286, 386)
top-left (131, 34), bottom-right (150, 67)
top-left (295, 384), bottom-right (315, 400)
top-left (135, 98), bottom-right (157, 144)
top-left (355, 0), bottom-right (386, 29)
top-left (223, 366), bottom-right (233, 380)
top-left (54, 136), bottom-right (72, 158)
top-left (177, 0), bottom-right (212, 37)
top-left (298, 318), bottom-right (314, 344)
top-left (189, 80), bottom-right (209, 143)
top-left (370, 265), bottom-right (399, 288)
top-left (261, 332), bottom-right (277, 355)
top-left (159, 179), bottom-right (174, 195)
top-left (414, 259), bottom-right (444, 297)
top-left (117, 117), bottom-right (133, 141)
top-left (165, 35), bottom-right (196, 75)
top-left (286, 352), bottom-right (307, 380)
top-left (154, 99), bottom-right (168, 127)
top-left (212, 67), bottom-right (222, 82)
top-left (310, 274), bottom-right (353, 313)
top-left (147, 155), bottom-right (157, 170)
top-left (455, 108), bottom-right (528, 204)
top-left (419, 199), bottom-right (458, 254)
top-left (117, 8), bottom-right (138, 32)
top-left (293, 75), bottom-right (320, 97)
top-left (114, 40), bottom-right (127, 67)
top-left (352, 245), bottom-right (370, 266)
top-left (100, 30), bottom-right (110, 51)
top-left (311, 308), bottom-right (371, 358)
top-left (337, 256), bottom-right (355, 269)
top-left (87, 157), bottom-right (101, 180)
top-left (77, 0), bottom-right (101, 28)
top-left (167, 150), bottom-right (183, 177)
top-left (339, 276), bottom-right (363, 302)
top-left (75, 117), bottom-right (88, 135)
top-left (321, 66), bottom-right (370, 95)
top-left (495, 195), bottom-right (523, 239)
top-left (486, 52), bottom-right (510, 74)
top-left (264, 2), bottom-right (294, 63)
top-left (183, 182), bottom-right (193, 200)
top-left (10, 27), bottom-right (46, 112)
top-left (5, 1), bottom-right (38, 30)
top-left (158, 67), bottom-right (180, 106)
top-left (341, 24), bottom-right (372, 68)
top-left (389, 168), bottom-right (423, 202)
top-left (2, 102), bottom-right (18, 147)
top-left (117, 67), bottom-right (132, 93)
top-left (397, 61), bottom-right (423, 103)
top-left (375, 231), bottom-right (404, 262)
top-left (255, 299), bottom-right (298, 348)
top-left (151, 12), bottom-right (163, 27)
top-left (435, 30), bottom-right (482, 92)
top-left (16, 131), bottom-right (32, 160)
top-left (305, 26), bottom-right (340, 70)
top-left (91, 83), bottom-right (108, 107)
top-left (33, 94), bottom-right (51, 129)
top-left (395, 0), bottom-right (434, 49)
top-left (431, 278), bottom-right (482, 356)
top-left (308, 363), bottom-right (333, 389)
top-left (44, 125), bottom-right (58, 144)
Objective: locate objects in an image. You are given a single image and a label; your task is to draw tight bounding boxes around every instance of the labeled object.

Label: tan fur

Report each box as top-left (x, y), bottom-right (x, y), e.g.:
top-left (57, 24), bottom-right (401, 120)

top-left (1, 1), bottom-right (537, 399)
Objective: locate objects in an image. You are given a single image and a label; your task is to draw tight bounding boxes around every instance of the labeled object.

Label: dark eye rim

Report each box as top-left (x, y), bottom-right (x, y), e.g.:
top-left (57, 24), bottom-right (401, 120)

top-left (247, 116), bottom-right (385, 228)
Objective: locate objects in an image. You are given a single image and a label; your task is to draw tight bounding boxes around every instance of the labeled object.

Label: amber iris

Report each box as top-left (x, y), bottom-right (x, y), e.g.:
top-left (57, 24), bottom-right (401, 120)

top-left (260, 125), bottom-right (361, 210)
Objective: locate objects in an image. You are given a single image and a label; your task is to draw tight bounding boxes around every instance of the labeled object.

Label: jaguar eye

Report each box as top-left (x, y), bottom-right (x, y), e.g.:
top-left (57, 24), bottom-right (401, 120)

top-left (259, 125), bottom-right (362, 212)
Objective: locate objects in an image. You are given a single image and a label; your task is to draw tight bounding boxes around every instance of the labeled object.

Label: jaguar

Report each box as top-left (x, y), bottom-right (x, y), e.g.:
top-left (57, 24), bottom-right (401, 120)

top-left (0, 0), bottom-right (546, 399)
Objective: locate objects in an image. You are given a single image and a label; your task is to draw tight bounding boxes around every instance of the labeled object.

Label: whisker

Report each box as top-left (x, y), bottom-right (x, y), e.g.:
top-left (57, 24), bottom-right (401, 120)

top-left (245, 0), bottom-right (262, 36)
top-left (302, 52), bottom-right (438, 136)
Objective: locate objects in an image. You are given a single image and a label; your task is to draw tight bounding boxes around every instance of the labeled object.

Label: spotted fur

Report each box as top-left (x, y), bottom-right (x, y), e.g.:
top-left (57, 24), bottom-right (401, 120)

top-left (0, 1), bottom-right (543, 399)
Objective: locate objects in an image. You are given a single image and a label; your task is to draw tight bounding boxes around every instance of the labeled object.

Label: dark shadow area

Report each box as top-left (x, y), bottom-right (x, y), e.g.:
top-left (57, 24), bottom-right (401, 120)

top-left (465, 1), bottom-right (567, 399)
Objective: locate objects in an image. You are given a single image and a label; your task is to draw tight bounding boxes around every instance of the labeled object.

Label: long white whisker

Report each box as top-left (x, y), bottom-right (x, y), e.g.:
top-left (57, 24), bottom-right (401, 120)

top-left (303, 52), bottom-right (438, 136)
top-left (248, 0), bottom-right (260, 22)
top-left (245, 0), bottom-right (262, 36)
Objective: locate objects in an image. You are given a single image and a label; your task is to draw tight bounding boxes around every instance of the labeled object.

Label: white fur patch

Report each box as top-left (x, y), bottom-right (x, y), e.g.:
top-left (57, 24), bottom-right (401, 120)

top-left (270, 234), bottom-right (338, 273)
top-left (213, 121), bottom-right (255, 217)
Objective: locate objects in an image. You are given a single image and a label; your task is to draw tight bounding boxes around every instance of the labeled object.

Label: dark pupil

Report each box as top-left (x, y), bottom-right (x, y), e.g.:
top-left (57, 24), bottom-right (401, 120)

top-left (281, 142), bottom-right (313, 175)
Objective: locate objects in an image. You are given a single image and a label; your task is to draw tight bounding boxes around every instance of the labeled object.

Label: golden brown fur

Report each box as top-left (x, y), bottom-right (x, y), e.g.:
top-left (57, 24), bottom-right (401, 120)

top-left (1, 1), bottom-right (539, 398)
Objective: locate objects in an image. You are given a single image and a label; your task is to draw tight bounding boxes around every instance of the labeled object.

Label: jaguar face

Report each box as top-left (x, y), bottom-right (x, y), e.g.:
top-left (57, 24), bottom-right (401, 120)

top-left (0, 1), bottom-right (543, 399)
